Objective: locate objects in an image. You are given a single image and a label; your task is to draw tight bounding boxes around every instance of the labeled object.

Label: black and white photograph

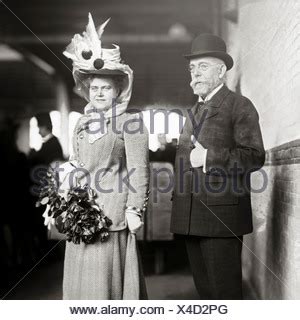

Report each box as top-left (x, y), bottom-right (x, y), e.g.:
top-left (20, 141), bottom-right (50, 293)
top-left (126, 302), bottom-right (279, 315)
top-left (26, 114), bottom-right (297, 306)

top-left (0, 0), bottom-right (299, 309)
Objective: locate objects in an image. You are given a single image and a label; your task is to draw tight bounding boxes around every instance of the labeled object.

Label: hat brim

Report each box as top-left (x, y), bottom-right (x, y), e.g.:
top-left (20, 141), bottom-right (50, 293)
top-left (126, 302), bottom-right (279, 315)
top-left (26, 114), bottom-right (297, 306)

top-left (73, 68), bottom-right (129, 101)
top-left (184, 51), bottom-right (234, 70)
top-left (78, 68), bottom-right (126, 76)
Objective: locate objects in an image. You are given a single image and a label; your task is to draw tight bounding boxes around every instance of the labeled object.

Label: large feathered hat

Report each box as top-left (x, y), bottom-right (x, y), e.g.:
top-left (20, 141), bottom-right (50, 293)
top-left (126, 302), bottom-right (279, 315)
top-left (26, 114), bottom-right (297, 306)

top-left (63, 13), bottom-right (133, 102)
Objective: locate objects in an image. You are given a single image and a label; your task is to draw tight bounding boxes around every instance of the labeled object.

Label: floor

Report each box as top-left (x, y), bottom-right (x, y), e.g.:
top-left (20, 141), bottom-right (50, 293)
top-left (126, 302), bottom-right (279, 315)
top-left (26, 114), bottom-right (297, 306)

top-left (1, 239), bottom-right (253, 300)
top-left (1, 239), bottom-right (199, 300)
top-left (3, 262), bottom-right (199, 300)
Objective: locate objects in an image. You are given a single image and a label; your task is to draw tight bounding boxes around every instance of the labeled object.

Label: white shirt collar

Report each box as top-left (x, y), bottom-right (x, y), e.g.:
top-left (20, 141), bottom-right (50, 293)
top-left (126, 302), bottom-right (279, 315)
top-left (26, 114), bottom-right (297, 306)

top-left (42, 133), bottom-right (53, 143)
top-left (198, 83), bottom-right (224, 102)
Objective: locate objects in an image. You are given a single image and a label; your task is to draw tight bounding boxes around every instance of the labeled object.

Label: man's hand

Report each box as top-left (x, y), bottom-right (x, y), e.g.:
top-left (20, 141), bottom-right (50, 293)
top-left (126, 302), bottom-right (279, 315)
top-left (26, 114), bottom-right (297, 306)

top-left (190, 135), bottom-right (207, 168)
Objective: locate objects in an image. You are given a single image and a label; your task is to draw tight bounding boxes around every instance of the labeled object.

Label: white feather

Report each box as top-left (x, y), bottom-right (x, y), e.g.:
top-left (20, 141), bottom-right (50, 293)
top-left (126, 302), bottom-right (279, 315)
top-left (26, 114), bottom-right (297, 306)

top-left (97, 18), bottom-right (111, 38)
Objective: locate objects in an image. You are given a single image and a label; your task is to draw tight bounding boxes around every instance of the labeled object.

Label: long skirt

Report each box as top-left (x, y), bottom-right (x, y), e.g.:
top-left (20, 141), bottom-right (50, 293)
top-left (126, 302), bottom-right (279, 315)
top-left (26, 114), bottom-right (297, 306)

top-left (63, 229), bottom-right (147, 299)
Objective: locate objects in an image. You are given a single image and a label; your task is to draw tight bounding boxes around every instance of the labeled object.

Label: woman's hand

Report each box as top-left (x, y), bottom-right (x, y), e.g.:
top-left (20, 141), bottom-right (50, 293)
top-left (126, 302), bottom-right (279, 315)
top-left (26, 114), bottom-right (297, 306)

top-left (125, 209), bottom-right (143, 234)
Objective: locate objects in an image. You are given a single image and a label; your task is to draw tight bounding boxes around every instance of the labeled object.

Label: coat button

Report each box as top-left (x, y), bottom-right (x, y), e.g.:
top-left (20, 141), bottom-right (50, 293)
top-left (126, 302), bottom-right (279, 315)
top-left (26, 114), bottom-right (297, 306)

top-left (79, 134), bottom-right (84, 139)
top-left (80, 162), bottom-right (85, 167)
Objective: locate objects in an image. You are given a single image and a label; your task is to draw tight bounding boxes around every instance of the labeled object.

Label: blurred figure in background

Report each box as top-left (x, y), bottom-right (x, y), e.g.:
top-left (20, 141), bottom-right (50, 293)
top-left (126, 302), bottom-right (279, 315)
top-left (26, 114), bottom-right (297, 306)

top-left (29, 112), bottom-right (63, 168)
top-left (28, 112), bottom-right (64, 255)
top-left (149, 134), bottom-right (177, 164)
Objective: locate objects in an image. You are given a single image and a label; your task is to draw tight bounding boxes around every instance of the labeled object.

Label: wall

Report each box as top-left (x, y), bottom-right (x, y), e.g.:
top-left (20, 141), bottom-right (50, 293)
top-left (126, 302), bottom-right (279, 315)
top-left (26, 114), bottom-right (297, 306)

top-left (222, 0), bottom-right (300, 299)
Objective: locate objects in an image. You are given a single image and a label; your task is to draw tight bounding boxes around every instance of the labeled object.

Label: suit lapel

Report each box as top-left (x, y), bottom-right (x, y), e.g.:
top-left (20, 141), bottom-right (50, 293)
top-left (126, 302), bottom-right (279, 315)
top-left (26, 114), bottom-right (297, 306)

top-left (204, 85), bottom-right (230, 120)
top-left (204, 101), bottom-right (219, 119)
top-left (179, 86), bottom-right (231, 145)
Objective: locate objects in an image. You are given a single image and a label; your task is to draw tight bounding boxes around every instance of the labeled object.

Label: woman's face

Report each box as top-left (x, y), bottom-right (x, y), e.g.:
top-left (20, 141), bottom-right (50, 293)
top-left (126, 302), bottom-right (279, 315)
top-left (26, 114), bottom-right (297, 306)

top-left (89, 77), bottom-right (119, 111)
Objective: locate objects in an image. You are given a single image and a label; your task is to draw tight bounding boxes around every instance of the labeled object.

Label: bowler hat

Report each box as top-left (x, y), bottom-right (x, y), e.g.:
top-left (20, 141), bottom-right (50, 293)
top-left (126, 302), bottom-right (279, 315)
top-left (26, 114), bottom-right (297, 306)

top-left (184, 33), bottom-right (233, 70)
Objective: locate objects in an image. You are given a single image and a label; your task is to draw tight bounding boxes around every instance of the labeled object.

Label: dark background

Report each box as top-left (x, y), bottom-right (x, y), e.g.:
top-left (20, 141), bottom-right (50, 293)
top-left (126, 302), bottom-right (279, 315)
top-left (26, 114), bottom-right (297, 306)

top-left (0, 0), bottom-right (221, 115)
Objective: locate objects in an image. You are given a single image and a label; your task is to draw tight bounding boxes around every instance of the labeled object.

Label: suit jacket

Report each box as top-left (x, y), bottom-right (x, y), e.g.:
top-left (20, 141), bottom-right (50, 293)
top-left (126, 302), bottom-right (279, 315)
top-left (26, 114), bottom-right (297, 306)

top-left (29, 135), bottom-right (64, 168)
top-left (170, 86), bottom-right (265, 237)
top-left (71, 111), bottom-right (150, 231)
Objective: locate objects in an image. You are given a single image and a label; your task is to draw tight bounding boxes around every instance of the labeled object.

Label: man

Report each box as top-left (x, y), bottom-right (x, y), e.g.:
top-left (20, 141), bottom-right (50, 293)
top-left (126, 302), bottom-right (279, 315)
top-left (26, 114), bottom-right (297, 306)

top-left (29, 112), bottom-right (64, 167)
top-left (29, 112), bottom-right (64, 254)
top-left (170, 34), bottom-right (265, 299)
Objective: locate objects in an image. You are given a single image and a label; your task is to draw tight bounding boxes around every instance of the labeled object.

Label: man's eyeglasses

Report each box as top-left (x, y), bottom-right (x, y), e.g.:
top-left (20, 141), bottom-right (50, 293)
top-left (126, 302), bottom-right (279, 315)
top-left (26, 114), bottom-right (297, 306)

top-left (188, 63), bottom-right (221, 73)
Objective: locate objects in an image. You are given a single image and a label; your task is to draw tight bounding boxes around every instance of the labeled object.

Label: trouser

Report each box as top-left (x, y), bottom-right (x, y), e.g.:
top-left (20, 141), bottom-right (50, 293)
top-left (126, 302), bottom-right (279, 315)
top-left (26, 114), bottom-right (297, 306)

top-left (185, 235), bottom-right (243, 299)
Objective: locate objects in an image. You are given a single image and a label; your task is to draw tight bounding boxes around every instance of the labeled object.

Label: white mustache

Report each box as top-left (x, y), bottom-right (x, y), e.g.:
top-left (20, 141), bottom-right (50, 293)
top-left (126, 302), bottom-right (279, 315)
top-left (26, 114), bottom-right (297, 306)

top-left (190, 79), bottom-right (207, 88)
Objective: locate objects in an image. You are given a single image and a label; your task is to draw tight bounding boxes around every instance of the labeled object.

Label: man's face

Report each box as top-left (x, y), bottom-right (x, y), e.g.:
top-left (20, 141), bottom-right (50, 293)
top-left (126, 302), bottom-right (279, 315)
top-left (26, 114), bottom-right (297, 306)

top-left (189, 57), bottom-right (224, 98)
top-left (89, 77), bottom-right (119, 111)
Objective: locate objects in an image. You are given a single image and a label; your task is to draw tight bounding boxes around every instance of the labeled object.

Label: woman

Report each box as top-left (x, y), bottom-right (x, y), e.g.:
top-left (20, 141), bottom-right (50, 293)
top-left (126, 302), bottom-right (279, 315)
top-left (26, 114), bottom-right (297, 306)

top-left (61, 14), bottom-right (149, 299)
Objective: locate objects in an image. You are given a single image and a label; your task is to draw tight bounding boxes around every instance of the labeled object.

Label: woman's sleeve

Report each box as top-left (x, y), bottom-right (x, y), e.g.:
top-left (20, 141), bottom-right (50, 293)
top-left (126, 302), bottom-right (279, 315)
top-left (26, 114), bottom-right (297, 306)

top-left (123, 113), bottom-right (150, 213)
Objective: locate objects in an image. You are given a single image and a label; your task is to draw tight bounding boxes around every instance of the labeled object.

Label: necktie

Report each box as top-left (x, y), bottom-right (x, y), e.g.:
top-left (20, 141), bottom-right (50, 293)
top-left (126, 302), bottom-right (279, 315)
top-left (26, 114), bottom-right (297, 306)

top-left (193, 101), bottom-right (207, 140)
top-left (196, 101), bottom-right (205, 112)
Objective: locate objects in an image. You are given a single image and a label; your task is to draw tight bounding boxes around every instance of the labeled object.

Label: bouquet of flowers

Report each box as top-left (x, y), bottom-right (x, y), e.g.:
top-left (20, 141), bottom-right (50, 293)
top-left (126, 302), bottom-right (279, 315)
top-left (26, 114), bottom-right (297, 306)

top-left (36, 167), bottom-right (112, 245)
